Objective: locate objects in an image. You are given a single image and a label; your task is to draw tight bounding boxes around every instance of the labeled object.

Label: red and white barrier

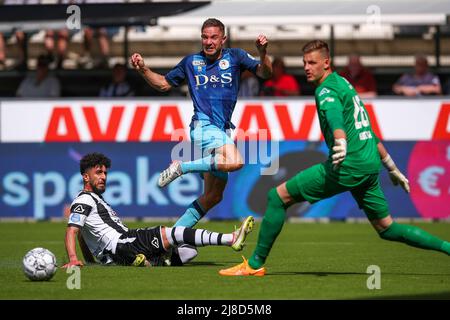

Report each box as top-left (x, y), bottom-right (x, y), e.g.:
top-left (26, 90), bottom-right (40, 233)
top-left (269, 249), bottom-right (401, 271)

top-left (1, 99), bottom-right (449, 142)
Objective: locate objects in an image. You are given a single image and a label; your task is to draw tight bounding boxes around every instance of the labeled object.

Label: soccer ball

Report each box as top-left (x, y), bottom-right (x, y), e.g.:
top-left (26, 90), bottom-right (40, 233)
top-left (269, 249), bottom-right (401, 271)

top-left (22, 248), bottom-right (57, 281)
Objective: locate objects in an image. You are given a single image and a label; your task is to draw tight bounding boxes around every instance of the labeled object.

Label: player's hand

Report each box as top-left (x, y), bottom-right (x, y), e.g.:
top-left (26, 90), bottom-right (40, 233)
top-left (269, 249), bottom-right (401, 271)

top-left (332, 138), bottom-right (347, 169)
top-left (130, 53), bottom-right (146, 72)
top-left (62, 260), bottom-right (84, 268)
top-left (255, 34), bottom-right (268, 55)
top-left (388, 169), bottom-right (410, 193)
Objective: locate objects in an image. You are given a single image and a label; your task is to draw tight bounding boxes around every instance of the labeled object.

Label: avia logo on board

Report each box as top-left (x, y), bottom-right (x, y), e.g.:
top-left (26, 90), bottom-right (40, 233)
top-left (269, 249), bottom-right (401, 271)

top-left (42, 103), bottom-right (328, 142)
top-left (3, 99), bottom-right (448, 143)
top-left (44, 105), bottom-right (187, 142)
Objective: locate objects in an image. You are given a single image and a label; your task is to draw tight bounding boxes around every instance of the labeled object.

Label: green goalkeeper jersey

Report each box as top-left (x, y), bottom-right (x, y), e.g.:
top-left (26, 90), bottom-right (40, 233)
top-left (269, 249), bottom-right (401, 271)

top-left (314, 71), bottom-right (381, 174)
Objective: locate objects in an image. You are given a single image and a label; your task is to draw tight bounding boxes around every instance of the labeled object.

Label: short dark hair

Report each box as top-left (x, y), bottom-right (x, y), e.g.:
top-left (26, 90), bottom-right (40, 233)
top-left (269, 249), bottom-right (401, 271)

top-left (302, 40), bottom-right (330, 57)
top-left (201, 18), bottom-right (225, 35)
top-left (113, 63), bottom-right (126, 70)
top-left (37, 54), bottom-right (51, 68)
top-left (80, 152), bottom-right (111, 175)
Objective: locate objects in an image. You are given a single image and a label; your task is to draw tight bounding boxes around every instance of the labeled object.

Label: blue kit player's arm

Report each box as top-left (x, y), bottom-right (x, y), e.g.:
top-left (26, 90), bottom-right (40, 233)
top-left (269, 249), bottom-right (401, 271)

top-left (130, 53), bottom-right (173, 92)
top-left (235, 35), bottom-right (272, 80)
top-left (165, 56), bottom-right (188, 88)
top-left (254, 34), bottom-right (272, 79)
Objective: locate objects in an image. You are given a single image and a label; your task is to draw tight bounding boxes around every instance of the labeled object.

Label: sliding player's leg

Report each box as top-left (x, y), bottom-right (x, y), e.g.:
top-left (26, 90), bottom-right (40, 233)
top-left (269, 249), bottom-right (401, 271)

top-left (163, 216), bottom-right (254, 251)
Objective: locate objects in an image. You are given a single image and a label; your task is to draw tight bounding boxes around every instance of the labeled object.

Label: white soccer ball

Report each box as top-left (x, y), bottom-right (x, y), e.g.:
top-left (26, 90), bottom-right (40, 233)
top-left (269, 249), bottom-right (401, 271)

top-left (23, 247), bottom-right (57, 281)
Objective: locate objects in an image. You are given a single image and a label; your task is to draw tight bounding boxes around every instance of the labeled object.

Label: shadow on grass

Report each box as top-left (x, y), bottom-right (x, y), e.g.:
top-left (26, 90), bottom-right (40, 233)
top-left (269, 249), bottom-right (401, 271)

top-left (268, 271), bottom-right (450, 277)
top-left (360, 291), bottom-right (450, 300)
top-left (183, 261), bottom-right (224, 267)
top-left (269, 271), bottom-right (367, 277)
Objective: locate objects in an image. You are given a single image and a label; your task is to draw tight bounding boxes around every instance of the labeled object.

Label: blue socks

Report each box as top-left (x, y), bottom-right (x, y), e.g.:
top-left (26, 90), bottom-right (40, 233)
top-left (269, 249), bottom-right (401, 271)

top-left (173, 200), bottom-right (207, 228)
top-left (180, 154), bottom-right (217, 174)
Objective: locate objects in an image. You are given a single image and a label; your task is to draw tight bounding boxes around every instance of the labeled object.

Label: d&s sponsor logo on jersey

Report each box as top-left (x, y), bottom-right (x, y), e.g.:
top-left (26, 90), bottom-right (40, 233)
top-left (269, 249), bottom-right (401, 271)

top-left (194, 73), bottom-right (232, 86)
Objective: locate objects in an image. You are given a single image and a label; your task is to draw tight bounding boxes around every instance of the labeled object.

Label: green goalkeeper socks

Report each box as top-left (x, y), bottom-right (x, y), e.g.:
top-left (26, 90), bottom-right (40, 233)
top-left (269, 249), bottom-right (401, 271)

top-left (249, 188), bottom-right (288, 269)
top-left (379, 222), bottom-right (450, 255)
top-left (250, 189), bottom-right (450, 271)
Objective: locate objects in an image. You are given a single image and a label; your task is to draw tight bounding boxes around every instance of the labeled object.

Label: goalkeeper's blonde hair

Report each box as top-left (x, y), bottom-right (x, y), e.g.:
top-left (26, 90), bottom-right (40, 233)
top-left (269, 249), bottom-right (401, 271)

top-left (302, 40), bottom-right (330, 58)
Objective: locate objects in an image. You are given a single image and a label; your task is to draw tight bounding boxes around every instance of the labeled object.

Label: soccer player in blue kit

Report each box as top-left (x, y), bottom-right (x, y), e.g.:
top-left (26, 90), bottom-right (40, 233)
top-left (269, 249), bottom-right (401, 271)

top-left (131, 18), bottom-right (272, 228)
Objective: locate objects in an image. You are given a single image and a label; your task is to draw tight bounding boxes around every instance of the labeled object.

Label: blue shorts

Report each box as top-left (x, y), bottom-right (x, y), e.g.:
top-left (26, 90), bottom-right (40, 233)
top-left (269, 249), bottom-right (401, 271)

top-left (190, 120), bottom-right (235, 181)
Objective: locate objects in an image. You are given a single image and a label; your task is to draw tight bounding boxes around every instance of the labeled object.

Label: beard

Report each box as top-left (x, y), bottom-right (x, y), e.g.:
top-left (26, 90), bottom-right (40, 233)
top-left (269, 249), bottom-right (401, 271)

top-left (90, 183), bottom-right (105, 195)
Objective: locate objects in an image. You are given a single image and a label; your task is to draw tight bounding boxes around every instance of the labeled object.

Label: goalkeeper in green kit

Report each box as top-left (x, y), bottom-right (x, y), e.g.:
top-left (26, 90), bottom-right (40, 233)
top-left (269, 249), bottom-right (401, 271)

top-left (219, 40), bottom-right (450, 276)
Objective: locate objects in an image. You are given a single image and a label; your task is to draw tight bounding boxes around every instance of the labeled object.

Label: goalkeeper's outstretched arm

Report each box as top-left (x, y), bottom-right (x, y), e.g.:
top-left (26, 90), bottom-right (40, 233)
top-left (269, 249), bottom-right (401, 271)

top-left (376, 141), bottom-right (410, 193)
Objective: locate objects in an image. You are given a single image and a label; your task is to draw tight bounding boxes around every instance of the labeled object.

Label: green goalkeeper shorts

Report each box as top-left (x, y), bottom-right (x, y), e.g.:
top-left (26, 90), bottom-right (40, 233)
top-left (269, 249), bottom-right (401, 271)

top-left (285, 162), bottom-right (389, 220)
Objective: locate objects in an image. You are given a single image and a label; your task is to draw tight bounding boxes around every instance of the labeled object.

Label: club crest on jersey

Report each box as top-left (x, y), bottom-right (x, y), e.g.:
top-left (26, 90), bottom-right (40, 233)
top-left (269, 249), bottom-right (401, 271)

top-left (73, 204), bottom-right (85, 213)
top-left (219, 59), bottom-right (230, 70)
top-left (151, 237), bottom-right (159, 249)
top-left (319, 87), bottom-right (330, 96)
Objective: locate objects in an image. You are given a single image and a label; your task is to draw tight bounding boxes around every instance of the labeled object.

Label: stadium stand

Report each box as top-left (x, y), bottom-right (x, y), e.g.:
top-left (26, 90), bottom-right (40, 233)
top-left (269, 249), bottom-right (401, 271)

top-left (0, 0), bottom-right (449, 96)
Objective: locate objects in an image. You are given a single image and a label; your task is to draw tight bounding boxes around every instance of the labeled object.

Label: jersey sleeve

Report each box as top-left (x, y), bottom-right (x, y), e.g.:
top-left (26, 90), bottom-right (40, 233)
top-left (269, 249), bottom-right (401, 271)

top-left (67, 195), bottom-right (95, 228)
top-left (318, 88), bottom-right (345, 133)
top-left (235, 48), bottom-right (259, 74)
top-left (165, 56), bottom-right (188, 87)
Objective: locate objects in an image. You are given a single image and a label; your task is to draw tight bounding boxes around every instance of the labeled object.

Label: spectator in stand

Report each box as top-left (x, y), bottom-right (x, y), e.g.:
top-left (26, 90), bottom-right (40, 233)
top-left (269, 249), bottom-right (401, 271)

top-left (12, 30), bottom-right (29, 70)
top-left (16, 54), bottom-right (61, 97)
top-left (3, 1), bottom-right (42, 70)
top-left (59, 0), bottom-right (118, 69)
top-left (78, 27), bottom-right (115, 69)
top-left (261, 57), bottom-right (300, 96)
top-left (393, 55), bottom-right (442, 96)
top-left (238, 70), bottom-right (260, 97)
top-left (99, 63), bottom-right (134, 97)
top-left (340, 55), bottom-right (377, 98)
top-left (44, 28), bottom-right (73, 70)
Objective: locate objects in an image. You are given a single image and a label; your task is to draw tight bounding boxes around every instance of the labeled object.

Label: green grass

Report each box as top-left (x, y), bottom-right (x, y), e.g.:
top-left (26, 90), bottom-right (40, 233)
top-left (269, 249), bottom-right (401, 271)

top-left (0, 221), bottom-right (449, 299)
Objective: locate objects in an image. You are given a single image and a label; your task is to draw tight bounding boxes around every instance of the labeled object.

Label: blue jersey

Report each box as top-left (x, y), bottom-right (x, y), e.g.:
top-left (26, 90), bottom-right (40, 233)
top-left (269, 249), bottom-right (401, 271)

top-left (165, 48), bottom-right (260, 130)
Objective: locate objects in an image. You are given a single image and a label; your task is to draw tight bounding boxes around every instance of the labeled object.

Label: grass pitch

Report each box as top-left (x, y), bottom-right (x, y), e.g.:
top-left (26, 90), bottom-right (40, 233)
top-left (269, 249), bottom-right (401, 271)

top-left (0, 221), bottom-right (449, 300)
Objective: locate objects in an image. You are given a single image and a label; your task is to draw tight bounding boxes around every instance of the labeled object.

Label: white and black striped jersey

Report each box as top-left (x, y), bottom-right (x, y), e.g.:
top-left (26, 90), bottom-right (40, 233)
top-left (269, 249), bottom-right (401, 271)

top-left (67, 191), bottom-right (128, 261)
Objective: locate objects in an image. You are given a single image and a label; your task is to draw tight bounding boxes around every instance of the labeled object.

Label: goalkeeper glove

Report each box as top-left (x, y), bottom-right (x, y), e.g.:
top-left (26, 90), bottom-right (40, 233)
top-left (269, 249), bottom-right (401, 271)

top-left (332, 138), bottom-right (347, 169)
top-left (382, 154), bottom-right (410, 193)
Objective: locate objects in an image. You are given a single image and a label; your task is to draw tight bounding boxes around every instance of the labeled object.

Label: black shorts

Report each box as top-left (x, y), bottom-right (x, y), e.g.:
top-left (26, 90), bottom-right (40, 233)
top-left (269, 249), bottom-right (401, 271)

top-left (112, 226), bottom-right (182, 267)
